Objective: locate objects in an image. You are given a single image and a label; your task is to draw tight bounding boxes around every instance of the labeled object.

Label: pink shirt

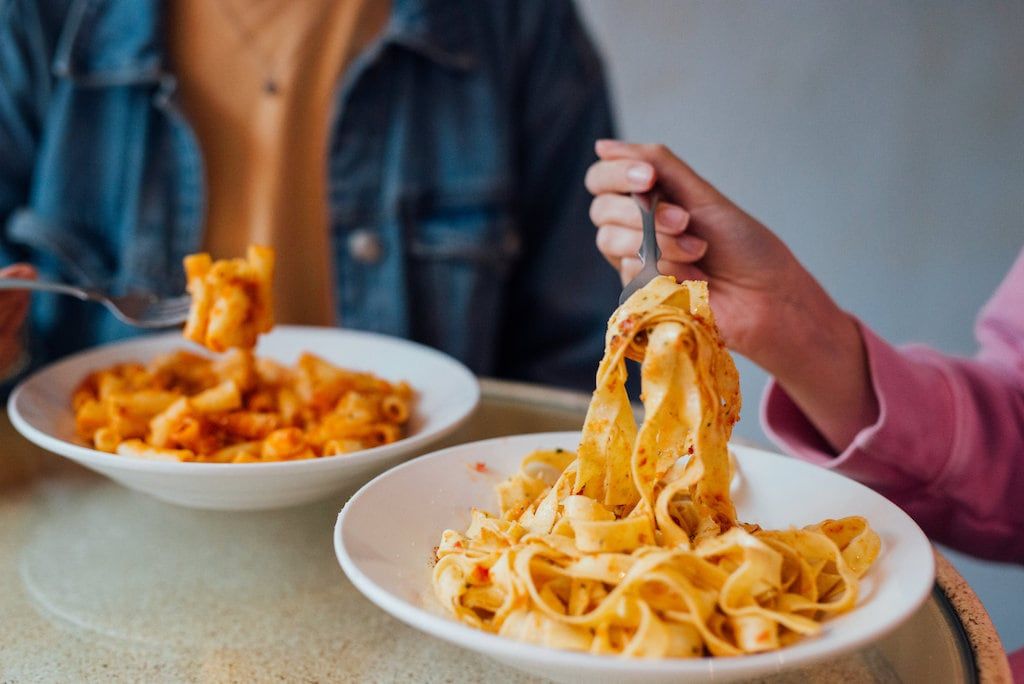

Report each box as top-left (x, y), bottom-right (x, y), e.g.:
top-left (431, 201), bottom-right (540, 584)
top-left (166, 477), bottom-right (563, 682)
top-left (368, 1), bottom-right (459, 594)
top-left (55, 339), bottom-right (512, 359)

top-left (762, 247), bottom-right (1024, 680)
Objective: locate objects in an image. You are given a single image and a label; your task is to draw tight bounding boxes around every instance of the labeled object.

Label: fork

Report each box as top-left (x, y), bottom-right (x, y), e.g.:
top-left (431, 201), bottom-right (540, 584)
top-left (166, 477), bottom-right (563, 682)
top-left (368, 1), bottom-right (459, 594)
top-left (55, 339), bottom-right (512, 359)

top-left (0, 278), bottom-right (190, 328)
top-left (618, 190), bottom-right (661, 305)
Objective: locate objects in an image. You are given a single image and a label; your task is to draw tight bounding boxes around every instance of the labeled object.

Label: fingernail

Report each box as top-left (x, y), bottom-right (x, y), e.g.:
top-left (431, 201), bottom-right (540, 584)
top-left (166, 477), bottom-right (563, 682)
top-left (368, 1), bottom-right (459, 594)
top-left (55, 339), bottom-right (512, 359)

top-left (626, 164), bottom-right (653, 184)
top-left (661, 205), bottom-right (688, 228)
top-left (677, 234), bottom-right (707, 257)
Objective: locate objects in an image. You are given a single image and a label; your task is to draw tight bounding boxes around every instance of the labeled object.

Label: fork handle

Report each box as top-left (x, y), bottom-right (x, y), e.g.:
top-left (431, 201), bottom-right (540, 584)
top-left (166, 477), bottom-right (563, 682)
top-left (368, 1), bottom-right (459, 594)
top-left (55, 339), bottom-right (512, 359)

top-left (634, 191), bottom-right (661, 268)
top-left (0, 278), bottom-right (96, 301)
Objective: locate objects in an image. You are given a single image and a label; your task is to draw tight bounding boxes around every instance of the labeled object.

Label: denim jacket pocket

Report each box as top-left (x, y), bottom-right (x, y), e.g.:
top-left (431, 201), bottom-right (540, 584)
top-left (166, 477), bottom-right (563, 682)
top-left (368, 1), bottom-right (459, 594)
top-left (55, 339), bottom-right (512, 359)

top-left (399, 180), bottom-right (521, 374)
top-left (403, 182), bottom-right (521, 267)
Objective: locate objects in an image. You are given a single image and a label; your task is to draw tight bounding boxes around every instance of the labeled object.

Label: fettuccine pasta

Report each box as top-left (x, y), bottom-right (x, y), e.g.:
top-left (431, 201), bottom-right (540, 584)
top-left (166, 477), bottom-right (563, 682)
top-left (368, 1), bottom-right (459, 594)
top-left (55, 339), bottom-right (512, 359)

top-left (433, 276), bottom-right (879, 657)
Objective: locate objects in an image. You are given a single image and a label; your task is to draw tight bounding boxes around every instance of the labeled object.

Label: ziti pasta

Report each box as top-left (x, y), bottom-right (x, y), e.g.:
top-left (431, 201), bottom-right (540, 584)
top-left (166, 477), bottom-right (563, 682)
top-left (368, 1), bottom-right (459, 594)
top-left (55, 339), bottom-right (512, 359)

top-left (72, 350), bottom-right (414, 462)
top-left (71, 246), bottom-right (415, 462)
top-left (184, 244), bottom-right (274, 352)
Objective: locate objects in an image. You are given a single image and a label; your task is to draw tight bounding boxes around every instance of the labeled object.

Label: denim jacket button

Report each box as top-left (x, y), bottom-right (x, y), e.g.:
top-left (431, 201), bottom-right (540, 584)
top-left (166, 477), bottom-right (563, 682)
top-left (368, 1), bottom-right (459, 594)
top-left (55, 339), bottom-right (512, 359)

top-left (348, 229), bottom-right (382, 264)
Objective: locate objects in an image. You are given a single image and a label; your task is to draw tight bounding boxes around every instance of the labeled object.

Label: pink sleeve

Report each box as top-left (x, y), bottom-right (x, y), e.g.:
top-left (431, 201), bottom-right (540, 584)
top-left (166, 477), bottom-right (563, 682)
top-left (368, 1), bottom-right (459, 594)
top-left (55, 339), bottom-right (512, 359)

top-left (761, 248), bottom-right (1024, 564)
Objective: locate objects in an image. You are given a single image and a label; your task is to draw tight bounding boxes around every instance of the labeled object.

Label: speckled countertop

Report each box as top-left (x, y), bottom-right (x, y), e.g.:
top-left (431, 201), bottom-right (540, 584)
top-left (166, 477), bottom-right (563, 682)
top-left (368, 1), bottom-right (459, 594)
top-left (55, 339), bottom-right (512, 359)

top-left (0, 380), bottom-right (1009, 683)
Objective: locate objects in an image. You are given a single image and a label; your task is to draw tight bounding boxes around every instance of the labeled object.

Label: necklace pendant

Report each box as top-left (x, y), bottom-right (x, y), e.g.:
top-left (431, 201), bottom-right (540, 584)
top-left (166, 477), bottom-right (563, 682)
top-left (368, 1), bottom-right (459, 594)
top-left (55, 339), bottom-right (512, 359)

top-left (263, 79), bottom-right (279, 96)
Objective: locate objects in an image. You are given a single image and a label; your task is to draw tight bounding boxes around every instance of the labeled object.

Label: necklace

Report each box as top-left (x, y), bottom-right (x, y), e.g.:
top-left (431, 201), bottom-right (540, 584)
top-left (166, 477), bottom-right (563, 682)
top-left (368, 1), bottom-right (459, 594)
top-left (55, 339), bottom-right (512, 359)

top-left (210, 0), bottom-right (326, 95)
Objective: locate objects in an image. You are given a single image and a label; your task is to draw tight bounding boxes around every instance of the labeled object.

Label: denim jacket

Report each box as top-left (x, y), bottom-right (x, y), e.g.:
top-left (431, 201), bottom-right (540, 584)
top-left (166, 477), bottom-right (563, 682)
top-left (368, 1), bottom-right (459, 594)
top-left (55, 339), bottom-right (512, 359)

top-left (0, 0), bottom-right (619, 390)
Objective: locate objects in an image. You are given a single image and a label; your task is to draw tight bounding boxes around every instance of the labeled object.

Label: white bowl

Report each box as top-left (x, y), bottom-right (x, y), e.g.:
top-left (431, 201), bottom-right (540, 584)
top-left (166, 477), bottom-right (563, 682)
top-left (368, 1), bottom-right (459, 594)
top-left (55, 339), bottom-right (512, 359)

top-left (9, 326), bottom-right (479, 510)
top-left (335, 432), bottom-right (935, 683)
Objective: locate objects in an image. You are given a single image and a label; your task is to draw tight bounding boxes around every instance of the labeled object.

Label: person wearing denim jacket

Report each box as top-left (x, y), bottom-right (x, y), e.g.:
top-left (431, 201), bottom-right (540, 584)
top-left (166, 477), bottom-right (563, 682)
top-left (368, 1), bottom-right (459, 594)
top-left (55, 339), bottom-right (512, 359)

top-left (0, 0), bottom-right (619, 390)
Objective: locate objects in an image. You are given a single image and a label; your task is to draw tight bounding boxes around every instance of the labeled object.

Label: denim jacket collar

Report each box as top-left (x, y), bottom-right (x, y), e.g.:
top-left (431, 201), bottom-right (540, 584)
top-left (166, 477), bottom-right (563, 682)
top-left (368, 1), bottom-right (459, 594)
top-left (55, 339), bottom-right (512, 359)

top-left (387, 0), bottom-right (478, 71)
top-left (52, 0), bottom-right (478, 86)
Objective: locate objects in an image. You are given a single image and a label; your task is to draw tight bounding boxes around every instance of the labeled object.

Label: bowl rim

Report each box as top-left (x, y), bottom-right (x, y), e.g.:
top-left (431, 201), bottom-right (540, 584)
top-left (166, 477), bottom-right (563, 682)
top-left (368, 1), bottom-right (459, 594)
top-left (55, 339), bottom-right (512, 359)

top-left (334, 430), bottom-right (936, 676)
top-left (8, 326), bottom-right (480, 473)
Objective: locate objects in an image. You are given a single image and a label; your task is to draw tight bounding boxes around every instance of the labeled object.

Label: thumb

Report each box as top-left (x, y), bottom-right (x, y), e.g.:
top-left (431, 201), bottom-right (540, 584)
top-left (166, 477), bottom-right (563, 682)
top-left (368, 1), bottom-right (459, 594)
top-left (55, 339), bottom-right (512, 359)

top-left (0, 263), bottom-right (37, 280)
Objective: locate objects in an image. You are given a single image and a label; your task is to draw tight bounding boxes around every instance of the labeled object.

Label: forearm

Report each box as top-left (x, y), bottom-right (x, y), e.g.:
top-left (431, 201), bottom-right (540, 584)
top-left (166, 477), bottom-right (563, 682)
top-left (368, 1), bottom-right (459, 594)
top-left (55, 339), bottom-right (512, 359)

top-left (764, 324), bottom-right (1024, 563)
top-left (751, 281), bottom-right (879, 454)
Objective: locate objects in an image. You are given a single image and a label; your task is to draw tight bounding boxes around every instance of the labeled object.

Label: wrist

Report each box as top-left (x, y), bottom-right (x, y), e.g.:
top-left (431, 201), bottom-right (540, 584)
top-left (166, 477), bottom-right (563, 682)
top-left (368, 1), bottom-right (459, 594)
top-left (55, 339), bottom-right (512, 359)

top-left (748, 281), bottom-right (877, 453)
top-left (774, 299), bottom-right (860, 387)
top-left (741, 278), bottom-right (846, 381)
top-left (776, 308), bottom-right (878, 453)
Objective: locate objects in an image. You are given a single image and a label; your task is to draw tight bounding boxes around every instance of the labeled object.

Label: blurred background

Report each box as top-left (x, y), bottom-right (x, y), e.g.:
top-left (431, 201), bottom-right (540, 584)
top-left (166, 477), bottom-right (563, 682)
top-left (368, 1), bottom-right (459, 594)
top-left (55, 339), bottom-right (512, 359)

top-left (578, 0), bottom-right (1023, 656)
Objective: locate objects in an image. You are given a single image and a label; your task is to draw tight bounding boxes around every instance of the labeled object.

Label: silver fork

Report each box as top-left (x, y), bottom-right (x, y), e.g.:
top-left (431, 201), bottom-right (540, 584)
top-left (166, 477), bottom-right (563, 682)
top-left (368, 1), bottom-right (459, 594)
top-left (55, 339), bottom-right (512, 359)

top-left (0, 279), bottom-right (190, 328)
top-left (619, 190), bottom-right (661, 305)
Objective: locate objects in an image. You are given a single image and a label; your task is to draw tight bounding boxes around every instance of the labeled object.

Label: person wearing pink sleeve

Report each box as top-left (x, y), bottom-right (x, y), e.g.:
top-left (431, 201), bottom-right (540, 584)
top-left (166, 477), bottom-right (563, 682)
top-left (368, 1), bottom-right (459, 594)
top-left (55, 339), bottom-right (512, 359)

top-left (585, 140), bottom-right (1023, 679)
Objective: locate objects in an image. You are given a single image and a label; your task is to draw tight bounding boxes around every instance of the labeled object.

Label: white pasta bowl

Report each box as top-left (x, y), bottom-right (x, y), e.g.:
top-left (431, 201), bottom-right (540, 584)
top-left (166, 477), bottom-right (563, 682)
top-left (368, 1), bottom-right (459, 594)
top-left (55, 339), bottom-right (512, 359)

top-left (8, 326), bottom-right (479, 510)
top-left (335, 432), bottom-right (935, 683)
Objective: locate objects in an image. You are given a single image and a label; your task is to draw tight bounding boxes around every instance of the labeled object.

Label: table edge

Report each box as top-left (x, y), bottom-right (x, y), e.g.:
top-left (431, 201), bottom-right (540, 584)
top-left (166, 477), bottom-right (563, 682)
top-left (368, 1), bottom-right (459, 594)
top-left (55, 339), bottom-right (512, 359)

top-left (934, 549), bottom-right (1013, 683)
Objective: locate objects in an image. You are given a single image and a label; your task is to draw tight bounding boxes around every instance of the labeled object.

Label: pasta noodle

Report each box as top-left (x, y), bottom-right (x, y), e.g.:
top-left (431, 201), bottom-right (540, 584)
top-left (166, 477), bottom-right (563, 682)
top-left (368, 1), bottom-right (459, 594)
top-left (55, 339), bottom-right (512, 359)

top-left (433, 276), bottom-right (880, 657)
top-left (183, 244), bottom-right (275, 352)
top-left (72, 349), bottom-right (415, 463)
top-left (71, 246), bottom-right (415, 463)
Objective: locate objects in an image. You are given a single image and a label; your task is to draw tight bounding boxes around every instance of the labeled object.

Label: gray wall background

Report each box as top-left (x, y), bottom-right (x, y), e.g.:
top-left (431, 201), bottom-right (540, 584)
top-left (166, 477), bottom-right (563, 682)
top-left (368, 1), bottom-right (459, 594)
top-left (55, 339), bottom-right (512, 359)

top-left (577, 0), bottom-right (1023, 653)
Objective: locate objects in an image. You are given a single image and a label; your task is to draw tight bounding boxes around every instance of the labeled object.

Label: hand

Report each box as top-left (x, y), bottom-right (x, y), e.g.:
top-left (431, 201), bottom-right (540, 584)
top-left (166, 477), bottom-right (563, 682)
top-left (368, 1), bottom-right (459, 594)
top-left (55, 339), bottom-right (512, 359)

top-left (0, 264), bottom-right (35, 374)
top-left (585, 140), bottom-right (877, 453)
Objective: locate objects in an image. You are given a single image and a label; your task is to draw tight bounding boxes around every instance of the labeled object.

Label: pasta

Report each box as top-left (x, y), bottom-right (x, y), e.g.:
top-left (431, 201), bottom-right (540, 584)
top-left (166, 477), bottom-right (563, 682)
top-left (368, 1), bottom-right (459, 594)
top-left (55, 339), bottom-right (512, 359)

top-left (433, 276), bottom-right (880, 657)
top-left (184, 244), bottom-right (275, 352)
top-left (72, 349), bottom-right (414, 462)
top-left (71, 246), bottom-right (415, 462)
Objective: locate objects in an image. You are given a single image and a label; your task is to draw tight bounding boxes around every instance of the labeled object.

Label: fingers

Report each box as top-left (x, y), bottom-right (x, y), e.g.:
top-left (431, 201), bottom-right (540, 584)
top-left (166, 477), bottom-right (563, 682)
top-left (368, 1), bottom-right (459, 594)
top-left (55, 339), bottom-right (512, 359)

top-left (0, 335), bottom-right (22, 372)
top-left (590, 193), bottom-right (691, 236)
top-left (0, 263), bottom-right (36, 280)
top-left (0, 290), bottom-right (28, 325)
top-left (0, 297), bottom-right (30, 332)
top-left (0, 293), bottom-right (29, 329)
top-left (0, 263), bottom-right (35, 336)
top-left (585, 159), bottom-right (656, 195)
top-left (596, 224), bottom-right (707, 266)
top-left (593, 140), bottom-right (724, 208)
